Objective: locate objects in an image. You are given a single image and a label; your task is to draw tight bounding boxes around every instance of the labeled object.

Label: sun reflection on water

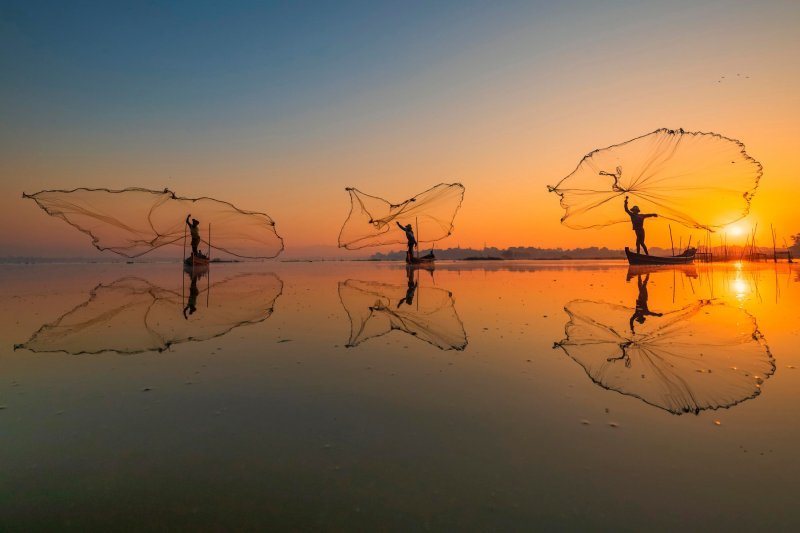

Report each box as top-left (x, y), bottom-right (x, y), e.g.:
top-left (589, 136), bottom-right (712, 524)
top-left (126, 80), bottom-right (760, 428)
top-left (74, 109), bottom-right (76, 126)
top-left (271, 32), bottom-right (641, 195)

top-left (732, 278), bottom-right (749, 300)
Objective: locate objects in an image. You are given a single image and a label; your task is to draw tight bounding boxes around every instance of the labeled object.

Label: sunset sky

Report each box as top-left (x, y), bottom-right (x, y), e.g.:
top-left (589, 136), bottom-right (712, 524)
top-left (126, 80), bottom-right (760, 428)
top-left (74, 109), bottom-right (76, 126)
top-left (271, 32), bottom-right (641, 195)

top-left (1, 1), bottom-right (798, 258)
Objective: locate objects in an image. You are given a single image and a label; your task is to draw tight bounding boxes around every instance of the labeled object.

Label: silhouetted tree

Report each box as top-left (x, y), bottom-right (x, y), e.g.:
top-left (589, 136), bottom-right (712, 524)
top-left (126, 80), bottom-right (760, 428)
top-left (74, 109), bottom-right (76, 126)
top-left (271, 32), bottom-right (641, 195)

top-left (790, 234), bottom-right (800, 256)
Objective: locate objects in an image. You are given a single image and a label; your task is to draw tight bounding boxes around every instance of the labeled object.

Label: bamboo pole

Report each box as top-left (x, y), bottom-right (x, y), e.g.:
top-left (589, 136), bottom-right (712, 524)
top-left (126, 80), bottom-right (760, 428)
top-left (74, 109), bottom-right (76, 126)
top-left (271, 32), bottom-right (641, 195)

top-left (208, 223), bottom-right (212, 260)
top-left (669, 225), bottom-right (675, 256)
top-left (752, 223), bottom-right (758, 260)
top-left (771, 223), bottom-right (777, 263)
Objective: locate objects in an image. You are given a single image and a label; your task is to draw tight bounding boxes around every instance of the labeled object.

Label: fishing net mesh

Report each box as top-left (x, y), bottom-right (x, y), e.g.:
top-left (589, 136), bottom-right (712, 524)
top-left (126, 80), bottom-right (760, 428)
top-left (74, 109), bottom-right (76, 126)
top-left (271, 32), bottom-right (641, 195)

top-left (548, 129), bottom-right (762, 231)
top-left (338, 183), bottom-right (465, 250)
top-left (554, 299), bottom-right (774, 414)
top-left (16, 272), bottom-right (283, 354)
top-left (338, 278), bottom-right (467, 350)
top-left (24, 187), bottom-right (284, 259)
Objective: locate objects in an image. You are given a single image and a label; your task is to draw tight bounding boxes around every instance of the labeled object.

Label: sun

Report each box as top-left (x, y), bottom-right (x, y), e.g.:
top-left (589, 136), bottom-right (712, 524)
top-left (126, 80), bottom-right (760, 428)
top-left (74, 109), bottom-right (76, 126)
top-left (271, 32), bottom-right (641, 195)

top-left (726, 224), bottom-right (744, 237)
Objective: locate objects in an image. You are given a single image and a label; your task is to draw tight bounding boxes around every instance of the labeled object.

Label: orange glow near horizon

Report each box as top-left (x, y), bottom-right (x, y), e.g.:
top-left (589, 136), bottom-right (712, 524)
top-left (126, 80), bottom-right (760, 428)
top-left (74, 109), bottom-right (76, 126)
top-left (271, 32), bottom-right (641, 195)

top-left (1, 3), bottom-right (799, 258)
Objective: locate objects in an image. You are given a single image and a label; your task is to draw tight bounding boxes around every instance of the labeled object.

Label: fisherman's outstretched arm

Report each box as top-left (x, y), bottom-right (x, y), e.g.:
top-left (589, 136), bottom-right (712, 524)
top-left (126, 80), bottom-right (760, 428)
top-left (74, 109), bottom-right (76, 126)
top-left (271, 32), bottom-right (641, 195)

top-left (624, 196), bottom-right (633, 215)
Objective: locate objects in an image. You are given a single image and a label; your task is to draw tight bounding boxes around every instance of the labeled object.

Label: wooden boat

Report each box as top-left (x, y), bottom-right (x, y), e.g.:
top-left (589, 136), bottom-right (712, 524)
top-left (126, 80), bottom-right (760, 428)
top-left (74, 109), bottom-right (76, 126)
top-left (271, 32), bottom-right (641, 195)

top-left (625, 247), bottom-right (696, 265)
top-left (184, 253), bottom-right (210, 268)
top-left (406, 251), bottom-right (435, 266)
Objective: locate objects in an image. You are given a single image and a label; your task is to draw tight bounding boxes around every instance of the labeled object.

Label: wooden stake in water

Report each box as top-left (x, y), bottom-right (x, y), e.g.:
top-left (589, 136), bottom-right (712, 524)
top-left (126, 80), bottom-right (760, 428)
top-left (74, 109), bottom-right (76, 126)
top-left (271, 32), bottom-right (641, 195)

top-left (771, 223), bottom-right (777, 263)
top-left (669, 225), bottom-right (675, 256)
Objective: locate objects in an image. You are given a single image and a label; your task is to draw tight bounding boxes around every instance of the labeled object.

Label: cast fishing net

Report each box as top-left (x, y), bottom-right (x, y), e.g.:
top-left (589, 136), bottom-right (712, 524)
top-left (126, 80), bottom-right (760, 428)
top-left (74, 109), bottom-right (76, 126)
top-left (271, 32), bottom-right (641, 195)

top-left (338, 183), bottom-right (465, 250)
top-left (24, 187), bottom-right (284, 258)
top-left (548, 129), bottom-right (762, 231)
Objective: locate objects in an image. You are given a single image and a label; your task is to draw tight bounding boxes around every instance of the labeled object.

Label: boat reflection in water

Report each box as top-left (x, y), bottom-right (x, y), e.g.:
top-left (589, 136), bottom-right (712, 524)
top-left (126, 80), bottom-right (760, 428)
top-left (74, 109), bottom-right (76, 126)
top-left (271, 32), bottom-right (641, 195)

top-left (553, 269), bottom-right (774, 415)
top-left (15, 272), bottom-right (283, 355)
top-left (626, 264), bottom-right (698, 281)
top-left (338, 266), bottom-right (467, 351)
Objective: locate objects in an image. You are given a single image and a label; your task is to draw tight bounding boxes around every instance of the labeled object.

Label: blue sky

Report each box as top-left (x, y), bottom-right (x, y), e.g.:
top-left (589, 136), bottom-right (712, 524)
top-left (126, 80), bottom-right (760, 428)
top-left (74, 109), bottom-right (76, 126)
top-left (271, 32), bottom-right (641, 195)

top-left (2, 1), bottom-right (798, 256)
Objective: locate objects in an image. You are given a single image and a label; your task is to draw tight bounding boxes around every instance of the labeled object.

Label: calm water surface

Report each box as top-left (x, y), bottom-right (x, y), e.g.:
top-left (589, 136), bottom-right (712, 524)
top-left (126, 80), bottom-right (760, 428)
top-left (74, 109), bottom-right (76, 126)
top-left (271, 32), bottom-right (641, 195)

top-left (1, 260), bottom-right (799, 530)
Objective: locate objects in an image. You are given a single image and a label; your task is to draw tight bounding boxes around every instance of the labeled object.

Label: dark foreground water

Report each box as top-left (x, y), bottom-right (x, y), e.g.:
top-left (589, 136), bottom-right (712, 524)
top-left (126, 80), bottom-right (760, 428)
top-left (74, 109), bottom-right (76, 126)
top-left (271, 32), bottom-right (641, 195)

top-left (1, 260), bottom-right (799, 530)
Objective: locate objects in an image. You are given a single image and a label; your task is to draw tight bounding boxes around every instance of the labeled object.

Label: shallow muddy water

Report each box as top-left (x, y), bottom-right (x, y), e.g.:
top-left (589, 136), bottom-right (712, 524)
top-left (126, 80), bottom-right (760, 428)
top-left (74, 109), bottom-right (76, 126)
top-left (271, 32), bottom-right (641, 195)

top-left (1, 260), bottom-right (799, 530)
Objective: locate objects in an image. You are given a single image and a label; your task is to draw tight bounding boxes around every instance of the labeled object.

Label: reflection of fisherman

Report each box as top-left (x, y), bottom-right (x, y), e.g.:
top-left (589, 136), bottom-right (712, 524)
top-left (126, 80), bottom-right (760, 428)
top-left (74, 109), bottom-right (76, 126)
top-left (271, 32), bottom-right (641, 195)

top-left (186, 214), bottom-right (201, 257)
top-left (397, 265), bottom-right (418, 308)
top-left (183, 271), bottom-right (200, 319)
top-left (629, 273), bottom-right (663, 333)
top-left (624, 196), bottom-right (658, 255)
top-left (396, 221), bottom-right (417, 262)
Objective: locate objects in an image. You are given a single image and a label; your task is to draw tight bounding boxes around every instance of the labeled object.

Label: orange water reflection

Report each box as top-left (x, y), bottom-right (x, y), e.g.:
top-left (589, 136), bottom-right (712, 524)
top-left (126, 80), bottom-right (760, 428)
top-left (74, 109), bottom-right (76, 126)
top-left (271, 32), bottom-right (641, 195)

top-left (0, 260), bottom-right (799, 530)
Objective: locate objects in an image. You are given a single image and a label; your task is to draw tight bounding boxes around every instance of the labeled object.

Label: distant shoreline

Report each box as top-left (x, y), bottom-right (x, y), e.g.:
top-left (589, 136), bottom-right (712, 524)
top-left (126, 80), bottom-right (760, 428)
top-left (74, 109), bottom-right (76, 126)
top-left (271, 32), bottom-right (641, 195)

top-left (1, 256), bottom-right (632, 265)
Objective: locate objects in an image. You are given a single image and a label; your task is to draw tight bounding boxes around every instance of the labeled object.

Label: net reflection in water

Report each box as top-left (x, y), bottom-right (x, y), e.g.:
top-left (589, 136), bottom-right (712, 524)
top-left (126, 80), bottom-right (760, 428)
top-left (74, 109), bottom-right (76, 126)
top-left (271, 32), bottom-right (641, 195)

top-left (16, 272), bottom-right (283, 355)
top-left (554, 299), bottom-right (774, 414)
top-left (338, 277), bottom-right (467, 351)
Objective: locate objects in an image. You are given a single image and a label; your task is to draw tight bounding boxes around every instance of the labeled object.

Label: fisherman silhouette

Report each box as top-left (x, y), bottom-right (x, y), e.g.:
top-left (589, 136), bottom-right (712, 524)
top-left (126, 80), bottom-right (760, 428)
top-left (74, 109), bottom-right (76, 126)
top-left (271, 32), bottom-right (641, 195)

top-left (183, 270), bottom-right (201, 319)
top-left (397, 265), bottom-right (418, 308)
top-left (624, 196), bottom-right (658, 255)
top-left (397, 221), bottom-right (417, 262)
top-left (629, 273), bottom-right (663, 333)
top-left (186, 214), bottom-right (202, 257)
